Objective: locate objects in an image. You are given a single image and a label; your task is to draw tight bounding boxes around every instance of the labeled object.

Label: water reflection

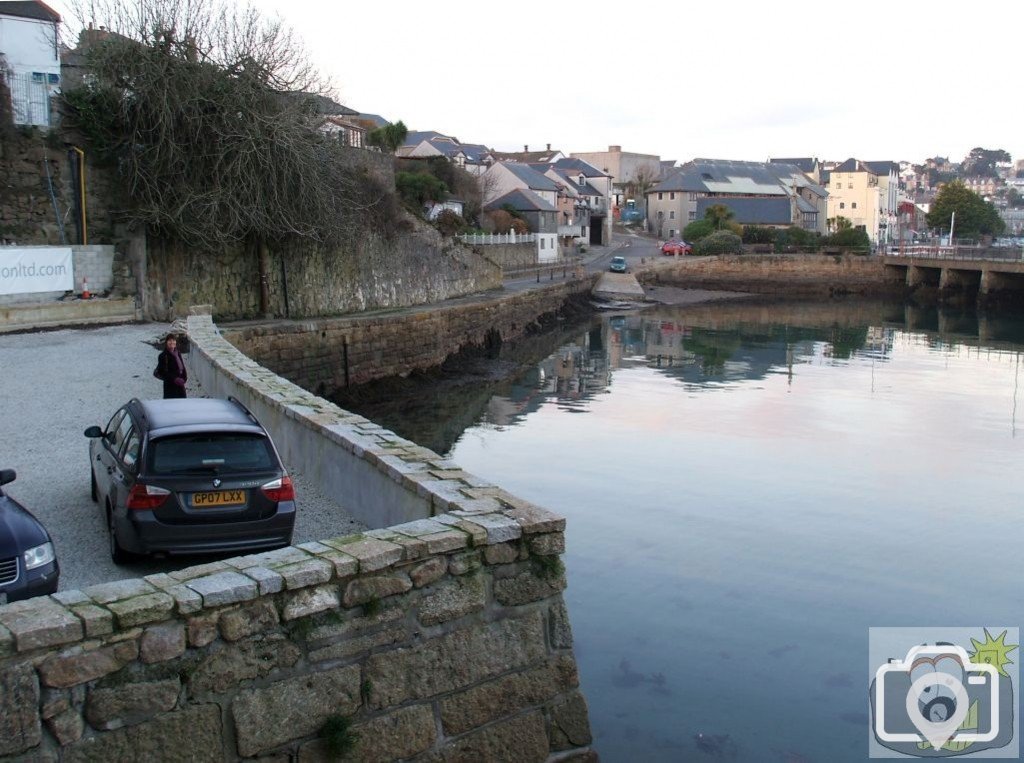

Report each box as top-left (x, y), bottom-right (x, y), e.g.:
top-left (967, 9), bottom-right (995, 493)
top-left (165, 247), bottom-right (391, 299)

top-left (336, 301), bottom-right (1024, 762)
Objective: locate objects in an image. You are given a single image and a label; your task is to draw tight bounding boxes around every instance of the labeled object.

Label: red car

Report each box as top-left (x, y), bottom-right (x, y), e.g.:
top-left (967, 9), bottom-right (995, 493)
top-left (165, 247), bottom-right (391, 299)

top-left (661, 239), bottom-right (692, 255)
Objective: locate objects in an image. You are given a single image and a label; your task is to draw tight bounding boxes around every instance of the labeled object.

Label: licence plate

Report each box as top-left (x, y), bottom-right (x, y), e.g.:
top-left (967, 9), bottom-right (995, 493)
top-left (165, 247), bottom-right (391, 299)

top-left (191, 490), bottom-right (246, 508)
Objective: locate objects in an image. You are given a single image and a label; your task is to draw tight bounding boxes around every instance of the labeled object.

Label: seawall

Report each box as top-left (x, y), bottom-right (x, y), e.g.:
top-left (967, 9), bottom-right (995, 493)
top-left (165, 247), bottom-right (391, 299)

top-left (642, 253), bottom-right (907, 298)
top-left (224, 279), bottom-right (595, 395)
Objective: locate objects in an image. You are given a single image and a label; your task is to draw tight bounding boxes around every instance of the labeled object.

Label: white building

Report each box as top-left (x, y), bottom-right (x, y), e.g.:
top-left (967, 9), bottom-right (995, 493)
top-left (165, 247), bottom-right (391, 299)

top-left (0, 0), bottom-right (61, 127)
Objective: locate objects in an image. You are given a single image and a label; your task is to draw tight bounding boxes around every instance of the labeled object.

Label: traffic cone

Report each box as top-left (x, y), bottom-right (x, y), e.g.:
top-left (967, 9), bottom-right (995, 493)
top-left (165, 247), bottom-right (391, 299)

top-left (81, 277), bottom-right (91, 300)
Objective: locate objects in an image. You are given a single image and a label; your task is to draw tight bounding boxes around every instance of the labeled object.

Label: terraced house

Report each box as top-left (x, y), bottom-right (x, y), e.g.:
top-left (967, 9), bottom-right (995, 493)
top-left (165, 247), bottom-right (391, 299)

top-left (645, 159), bottom-right (828, 240)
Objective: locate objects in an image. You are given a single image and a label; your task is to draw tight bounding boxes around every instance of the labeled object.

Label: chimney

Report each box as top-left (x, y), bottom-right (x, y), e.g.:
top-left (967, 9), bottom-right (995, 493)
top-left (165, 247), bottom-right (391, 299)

top-left (524, 145), bottom-right (529, 152)
top-left (610, 145), bottom-right (621, 153)
top-left (546, 143), bottom-right (551, 151)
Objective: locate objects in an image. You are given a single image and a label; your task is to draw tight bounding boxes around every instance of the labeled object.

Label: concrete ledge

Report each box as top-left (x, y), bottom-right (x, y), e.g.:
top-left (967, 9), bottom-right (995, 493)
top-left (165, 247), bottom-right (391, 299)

top-left (0, 297), bottom-right (140, 333)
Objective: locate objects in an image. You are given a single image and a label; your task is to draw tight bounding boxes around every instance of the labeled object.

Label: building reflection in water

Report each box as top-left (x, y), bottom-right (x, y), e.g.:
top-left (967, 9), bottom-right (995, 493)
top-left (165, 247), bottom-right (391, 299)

top-left (336, 302), bottom-right (1023, 454)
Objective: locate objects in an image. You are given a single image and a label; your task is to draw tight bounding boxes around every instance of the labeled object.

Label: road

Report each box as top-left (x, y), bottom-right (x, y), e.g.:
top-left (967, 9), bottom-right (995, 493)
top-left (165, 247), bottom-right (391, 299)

top-left (0, 324), bottom-right (365, 593)
top-left (500, 231), bottom-right (663, 293)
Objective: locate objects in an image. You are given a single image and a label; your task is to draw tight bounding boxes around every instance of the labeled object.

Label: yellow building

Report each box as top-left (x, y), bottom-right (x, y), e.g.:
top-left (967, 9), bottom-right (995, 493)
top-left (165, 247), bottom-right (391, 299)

top-left (825, 160), bottom-right (899, 245)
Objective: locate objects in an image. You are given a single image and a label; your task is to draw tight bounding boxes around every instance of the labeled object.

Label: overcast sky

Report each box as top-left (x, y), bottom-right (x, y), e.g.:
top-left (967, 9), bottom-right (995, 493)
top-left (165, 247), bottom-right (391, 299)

top-left (51, 0), bottom-right (1023, 167)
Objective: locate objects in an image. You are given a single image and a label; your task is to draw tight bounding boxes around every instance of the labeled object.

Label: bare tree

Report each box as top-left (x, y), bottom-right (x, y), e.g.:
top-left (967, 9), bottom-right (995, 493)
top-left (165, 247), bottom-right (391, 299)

top-left (63, 0), bottom-right (396, 315)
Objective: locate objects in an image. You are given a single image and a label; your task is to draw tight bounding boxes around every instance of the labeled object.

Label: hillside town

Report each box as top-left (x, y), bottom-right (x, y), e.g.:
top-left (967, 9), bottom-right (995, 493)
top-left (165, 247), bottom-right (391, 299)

top-left (3, 0), bottom-right (1021, 261)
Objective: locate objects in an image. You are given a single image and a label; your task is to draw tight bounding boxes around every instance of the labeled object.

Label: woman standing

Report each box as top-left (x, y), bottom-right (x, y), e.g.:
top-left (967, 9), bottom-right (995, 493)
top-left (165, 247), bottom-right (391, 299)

top-left (155, 334), bottom-right (188, 399)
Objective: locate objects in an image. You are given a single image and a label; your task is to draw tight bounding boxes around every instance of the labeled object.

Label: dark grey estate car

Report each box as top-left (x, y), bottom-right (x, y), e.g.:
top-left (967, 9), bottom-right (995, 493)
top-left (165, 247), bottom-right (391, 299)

top-left (85, 398), bottom-right (296, 563)
top-left (0, 469), bottom-right (59, 603)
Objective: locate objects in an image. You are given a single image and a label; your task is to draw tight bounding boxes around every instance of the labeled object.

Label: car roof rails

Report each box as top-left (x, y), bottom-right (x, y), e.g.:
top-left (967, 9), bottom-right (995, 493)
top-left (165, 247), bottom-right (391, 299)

top-left (227, 396), bottom-right (258, 424)
top-left (129, 398), bottom-right (148, 426)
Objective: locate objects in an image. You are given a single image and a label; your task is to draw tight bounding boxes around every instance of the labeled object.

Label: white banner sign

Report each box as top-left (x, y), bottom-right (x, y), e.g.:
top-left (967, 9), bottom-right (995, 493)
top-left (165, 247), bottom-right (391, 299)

top-left (0, 247), bottom-right (74, 295)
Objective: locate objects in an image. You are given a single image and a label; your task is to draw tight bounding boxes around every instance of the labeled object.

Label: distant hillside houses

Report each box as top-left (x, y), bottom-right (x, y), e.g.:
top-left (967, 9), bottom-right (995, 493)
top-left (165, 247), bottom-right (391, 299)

top-left (397, 131), bottom-right (495, 175)
top-left (481, 157), bottom-right (613, 247)
top-left (646, 159), bottom-right (828, 240)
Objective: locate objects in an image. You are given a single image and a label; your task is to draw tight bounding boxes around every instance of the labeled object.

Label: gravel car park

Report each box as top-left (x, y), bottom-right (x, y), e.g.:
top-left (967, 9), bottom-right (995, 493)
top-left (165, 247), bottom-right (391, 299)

top-left (0, 324), bottom-right (365, 594)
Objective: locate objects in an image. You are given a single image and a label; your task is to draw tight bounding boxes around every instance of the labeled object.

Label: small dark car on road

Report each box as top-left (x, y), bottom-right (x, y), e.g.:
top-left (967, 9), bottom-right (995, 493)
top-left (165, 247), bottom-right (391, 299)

top-left (0, 469), bottom-right (59, 603)
top-left (85, 397), bottom-right (296, 563)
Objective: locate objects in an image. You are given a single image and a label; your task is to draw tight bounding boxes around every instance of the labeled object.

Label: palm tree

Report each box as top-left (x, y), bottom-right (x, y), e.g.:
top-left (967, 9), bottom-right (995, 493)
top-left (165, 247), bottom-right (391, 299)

top-left (704, 204), bottom-right (734, 230)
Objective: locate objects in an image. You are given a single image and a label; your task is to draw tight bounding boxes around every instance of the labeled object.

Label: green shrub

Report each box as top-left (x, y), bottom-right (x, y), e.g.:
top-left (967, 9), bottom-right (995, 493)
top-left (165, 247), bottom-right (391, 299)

top-left (395, 171), bottom-right (448, 209)
top-left (682, 218), bottom-right (715, 241)
top-left (825, 226), bottom-right (871, 251)
top-left (774, 225), bottom-right (821, 252)
top-left (693, 231), bottom-right (743, 256)
top-left (742, 225), bottom-right (775, 244)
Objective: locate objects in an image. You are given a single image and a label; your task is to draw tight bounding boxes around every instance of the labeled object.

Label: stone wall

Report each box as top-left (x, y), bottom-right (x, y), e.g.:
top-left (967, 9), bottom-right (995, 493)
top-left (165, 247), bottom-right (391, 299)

top-left (0, 312), bottom-right (593, 762)
top-left (0, 129), bottom-right (122, 247)
top-left (468, 243), bottom-right (538, 270)
top-left (643, 254), bottom-right (907, 298)
top-left (142, 222), bottom-right (501, 323)
top-left (224, 279), bottom-right (595, 395)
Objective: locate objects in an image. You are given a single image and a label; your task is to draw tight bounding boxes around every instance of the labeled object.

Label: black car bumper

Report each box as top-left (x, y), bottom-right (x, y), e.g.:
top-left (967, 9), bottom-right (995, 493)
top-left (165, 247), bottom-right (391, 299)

top-left (0, 560), bottom-right (59, 604)
top-left (117, 502), bottom-right (296, 556)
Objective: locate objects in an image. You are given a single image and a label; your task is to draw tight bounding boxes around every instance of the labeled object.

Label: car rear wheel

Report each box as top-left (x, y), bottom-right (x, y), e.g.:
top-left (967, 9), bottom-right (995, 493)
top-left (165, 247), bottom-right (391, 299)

top-left (90, 469), bottom-right (98, 503)
top-left (107, 507), bottom-right (130, 564)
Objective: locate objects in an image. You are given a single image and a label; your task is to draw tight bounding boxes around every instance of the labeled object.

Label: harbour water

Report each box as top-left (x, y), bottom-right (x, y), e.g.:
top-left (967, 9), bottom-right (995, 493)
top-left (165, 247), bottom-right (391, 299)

top-left (336, 300), bottom-right (1024, 762)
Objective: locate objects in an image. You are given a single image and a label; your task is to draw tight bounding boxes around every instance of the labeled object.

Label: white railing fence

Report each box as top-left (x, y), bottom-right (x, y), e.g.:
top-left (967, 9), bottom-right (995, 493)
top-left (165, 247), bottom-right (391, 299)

top-left (457, 232), bottom-right (537, 245)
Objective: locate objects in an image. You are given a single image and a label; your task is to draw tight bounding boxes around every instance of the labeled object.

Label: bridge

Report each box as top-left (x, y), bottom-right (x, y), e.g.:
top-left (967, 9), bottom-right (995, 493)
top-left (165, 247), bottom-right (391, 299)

top-left (881, 246), bottom-right (1024, 301)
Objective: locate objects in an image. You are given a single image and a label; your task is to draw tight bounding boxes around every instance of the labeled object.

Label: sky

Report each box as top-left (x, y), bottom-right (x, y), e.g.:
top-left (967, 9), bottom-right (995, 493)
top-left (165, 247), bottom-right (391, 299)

top-left (49, 0), bottom-right (1024, 167)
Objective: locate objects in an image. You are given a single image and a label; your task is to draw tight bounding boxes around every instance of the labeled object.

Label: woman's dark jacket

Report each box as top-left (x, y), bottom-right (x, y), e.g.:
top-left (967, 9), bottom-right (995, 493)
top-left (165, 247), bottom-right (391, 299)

top-left (156, 349), bottom-right (188, 399)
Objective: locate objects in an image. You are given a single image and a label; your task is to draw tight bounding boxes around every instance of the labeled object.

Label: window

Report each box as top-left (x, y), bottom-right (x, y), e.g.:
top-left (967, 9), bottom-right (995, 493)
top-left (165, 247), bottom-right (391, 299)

top-left (657, 210), bottom-right (663, 218)
top-left (104, 409), bottom-right (127, 445)
top-left (120, 428), bottom-right (141, 470)
top-left (851, 202), bottom-right (857, 209)
top-left (670, 192), bottom-right (675, 200)
top-left (848, 183), bottom-right (854, 189)
top-left (540, 239), bottom-right (546, 249)
top-left (669, 211), bottom-right (675, 219)
top-left (148, 434), bottom-right (275, 475)
top-left (658, 193), bottom-right (663, 200)
top-left (112, 411), bottom-right (133, 455)
top-left (839, 202), bottom-right (845, 209)
top-left (688, 211), bottom-right (696, 221)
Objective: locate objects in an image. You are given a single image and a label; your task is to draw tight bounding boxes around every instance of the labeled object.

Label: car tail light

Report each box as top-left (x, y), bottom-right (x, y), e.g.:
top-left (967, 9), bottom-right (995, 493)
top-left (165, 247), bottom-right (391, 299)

top-left (126, 483), bottom-right (171, 510)
top-left (260, 476), bottom-right (294, 503)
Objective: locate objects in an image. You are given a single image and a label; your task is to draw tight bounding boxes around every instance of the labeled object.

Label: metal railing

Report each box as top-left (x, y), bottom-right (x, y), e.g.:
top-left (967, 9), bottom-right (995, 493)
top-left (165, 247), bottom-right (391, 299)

top-left (503, 256), bottom-right (583, 282)
top-left (458, 232), bottom-right (537, 245)
top-left (6, 71), bottom-right (56, 127)
top-left (885, 244), bottom-right (1024, 262)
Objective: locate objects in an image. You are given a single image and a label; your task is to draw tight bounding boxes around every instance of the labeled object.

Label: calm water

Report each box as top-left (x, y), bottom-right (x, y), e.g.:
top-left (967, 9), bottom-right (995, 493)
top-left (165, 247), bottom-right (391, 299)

top-left (339, 301), bottom-right (1024, 762)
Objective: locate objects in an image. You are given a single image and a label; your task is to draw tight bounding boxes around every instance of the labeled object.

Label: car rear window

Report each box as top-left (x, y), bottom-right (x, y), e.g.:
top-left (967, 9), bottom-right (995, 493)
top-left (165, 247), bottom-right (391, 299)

top-left (147, 433), bottom-right (277, 475)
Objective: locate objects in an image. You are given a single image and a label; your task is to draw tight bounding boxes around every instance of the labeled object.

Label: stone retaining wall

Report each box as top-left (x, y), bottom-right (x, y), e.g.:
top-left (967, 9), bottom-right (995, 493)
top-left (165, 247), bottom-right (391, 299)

top-left (224, 280), bottom-right (594, 395)
top-left (0, 312), bottom-right (592, 762)
top-left (643, 253), bottom-right (907, 298)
